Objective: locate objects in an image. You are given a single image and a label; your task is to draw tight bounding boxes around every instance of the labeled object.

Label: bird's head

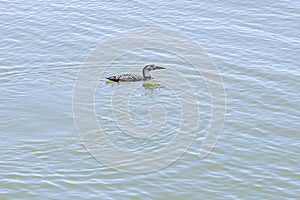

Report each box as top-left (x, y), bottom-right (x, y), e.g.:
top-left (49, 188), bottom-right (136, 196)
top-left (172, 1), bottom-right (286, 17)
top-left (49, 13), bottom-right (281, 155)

top-left (143, 64), bottom-right (166, 71)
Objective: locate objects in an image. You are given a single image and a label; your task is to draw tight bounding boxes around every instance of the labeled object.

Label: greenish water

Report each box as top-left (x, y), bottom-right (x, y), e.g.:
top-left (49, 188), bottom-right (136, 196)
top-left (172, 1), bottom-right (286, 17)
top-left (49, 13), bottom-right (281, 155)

top-left (1, 0), bottom-right (299, 199)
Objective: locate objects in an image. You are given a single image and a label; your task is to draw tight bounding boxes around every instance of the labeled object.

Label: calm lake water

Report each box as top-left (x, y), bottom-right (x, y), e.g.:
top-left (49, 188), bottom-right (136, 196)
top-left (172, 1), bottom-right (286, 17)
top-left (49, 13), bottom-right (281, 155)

top-left (1, 0), bottom-right (299, 199)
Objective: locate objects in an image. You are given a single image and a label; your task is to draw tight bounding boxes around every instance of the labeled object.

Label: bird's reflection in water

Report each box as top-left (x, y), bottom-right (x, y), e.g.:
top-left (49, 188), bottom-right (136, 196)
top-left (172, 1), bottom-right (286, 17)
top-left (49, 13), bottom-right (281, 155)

top-left (142, 82), bottom-right (164, 90)
top-left (105, 79), bottom-right (165, 98)
top-left (105, 79), bottom-right (164, 89)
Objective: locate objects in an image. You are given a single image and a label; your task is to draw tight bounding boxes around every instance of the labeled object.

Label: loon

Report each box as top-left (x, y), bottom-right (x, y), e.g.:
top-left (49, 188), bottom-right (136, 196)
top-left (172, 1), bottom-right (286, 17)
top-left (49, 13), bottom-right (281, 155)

top-left (106, 64), bottom-right (165, 82)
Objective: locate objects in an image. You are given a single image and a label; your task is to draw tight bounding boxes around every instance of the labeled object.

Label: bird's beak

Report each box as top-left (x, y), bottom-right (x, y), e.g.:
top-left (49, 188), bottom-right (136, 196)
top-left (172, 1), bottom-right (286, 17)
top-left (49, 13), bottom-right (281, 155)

top-left (155, 66), bottom-right (166, 70)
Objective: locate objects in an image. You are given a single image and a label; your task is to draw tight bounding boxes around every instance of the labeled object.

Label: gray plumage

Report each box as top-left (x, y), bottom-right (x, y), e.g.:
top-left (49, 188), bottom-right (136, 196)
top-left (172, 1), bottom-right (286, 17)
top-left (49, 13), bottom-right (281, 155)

top-left (107, 64), bottom-right (165, 82)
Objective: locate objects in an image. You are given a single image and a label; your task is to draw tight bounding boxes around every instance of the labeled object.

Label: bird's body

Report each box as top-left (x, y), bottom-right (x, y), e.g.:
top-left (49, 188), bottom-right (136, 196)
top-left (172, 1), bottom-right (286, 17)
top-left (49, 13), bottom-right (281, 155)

top-left (106, 64), bottom-right (165, 82)
top-left (106, 73), bottom-right (144, 82)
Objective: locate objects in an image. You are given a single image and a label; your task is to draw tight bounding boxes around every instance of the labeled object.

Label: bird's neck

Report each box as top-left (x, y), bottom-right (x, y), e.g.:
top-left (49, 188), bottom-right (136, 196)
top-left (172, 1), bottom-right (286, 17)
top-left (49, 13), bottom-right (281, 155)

top-left (142, 68), bottom-right (152, 80)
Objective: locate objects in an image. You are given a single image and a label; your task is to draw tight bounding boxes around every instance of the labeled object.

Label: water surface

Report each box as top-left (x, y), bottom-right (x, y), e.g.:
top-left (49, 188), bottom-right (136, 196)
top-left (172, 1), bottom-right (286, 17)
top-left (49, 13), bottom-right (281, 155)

top-left (1, 0), bottom-right (299, 199)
